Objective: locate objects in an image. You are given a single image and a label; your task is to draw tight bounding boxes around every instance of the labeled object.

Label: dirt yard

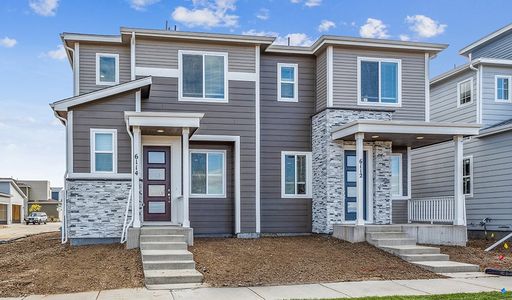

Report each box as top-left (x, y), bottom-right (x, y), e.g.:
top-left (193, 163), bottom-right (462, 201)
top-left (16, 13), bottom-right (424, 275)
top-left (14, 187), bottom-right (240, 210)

top-left (190, 235), bottom-right (441, 287)
top-left (0, 232), bottom-right (144, 297)
top-left (440, 239), bottom-right (512, 271)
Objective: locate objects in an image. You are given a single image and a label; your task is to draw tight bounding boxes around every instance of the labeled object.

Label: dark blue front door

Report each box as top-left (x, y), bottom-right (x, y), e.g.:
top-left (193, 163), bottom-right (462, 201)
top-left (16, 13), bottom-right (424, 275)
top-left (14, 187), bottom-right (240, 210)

top-left (344, 150), bottom-right (367, 221)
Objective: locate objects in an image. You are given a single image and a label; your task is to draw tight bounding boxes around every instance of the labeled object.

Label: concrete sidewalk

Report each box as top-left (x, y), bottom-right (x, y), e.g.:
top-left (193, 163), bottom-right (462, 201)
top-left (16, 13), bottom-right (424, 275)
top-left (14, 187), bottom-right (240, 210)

top-left (0, 222), bottom-right (60, 243)
top-left (3, 275), bottom-right (511, 300)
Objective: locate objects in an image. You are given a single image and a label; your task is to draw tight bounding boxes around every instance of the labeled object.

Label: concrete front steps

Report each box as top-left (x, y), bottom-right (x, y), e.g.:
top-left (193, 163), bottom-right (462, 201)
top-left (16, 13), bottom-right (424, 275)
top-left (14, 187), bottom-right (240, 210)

top-left (140, 226), bottom-right (203, 290)
top-left (366, 226), bottom-right (479, 274)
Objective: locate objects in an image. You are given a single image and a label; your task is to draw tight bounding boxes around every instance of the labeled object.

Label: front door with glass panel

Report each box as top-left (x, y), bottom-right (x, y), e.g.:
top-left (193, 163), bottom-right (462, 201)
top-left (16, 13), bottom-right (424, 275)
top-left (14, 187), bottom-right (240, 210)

top-left (344, 150), bottom-right (367, 221)
top-left (143, 146), bottom-right (171, 221)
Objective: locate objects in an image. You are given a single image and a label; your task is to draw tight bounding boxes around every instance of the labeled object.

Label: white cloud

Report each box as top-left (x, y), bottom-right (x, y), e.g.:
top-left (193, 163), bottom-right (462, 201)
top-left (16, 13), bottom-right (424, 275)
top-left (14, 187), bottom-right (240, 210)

top-left (130, 0), bottom-right (160, 11)
top-left (0, 37), bottom-right (17, 48)
top-left (318, 20), bottom-right (336, 32)
top-left (29, 0), bottom-right (59, 16)
top-left (305, 0), bottom-right (322, 7)
top-left (399, 34), bottom-right (410, 41)
top-left (42, 45), bottom-right (67, 60)
top-left (172, 0), bottom-right (239, 28)
top-left (359, 18), bottom-right (389, 39)
top-left (290, 0), bottom-right (301, 3)
top-left (256, 8), bottom-right (269, 20)
top-left (405, 15), bottom-right (446, 38)
top-left (242, 30), bottom-right (313, 47)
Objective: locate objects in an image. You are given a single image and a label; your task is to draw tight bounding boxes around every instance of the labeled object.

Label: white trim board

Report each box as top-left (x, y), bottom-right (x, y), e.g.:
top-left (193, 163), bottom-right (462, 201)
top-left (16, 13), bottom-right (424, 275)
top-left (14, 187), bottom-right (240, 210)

top-left (255, 45), bottom-right (261, 234)
top-left (135, 67), bottom-right (257, 82)
top-left (95, 53), bottom-right (120, 86)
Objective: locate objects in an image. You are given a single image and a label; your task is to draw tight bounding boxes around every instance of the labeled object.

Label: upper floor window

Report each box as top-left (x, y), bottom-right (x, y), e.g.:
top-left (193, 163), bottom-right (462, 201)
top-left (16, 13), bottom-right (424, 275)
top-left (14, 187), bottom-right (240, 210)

top-left (90, 129), bottom-right (117, 173)
top-left (190, 150), bottom-right (226, 197)
top-left (96, 53), bottom-right (119, 85)
top-left (457, 78), bottom-right (473, 107)
top-left (496, 75), bottom-right (511, 102)
top-left (390, 153), bottom-right (403, 197)
top-left (179, 50), bottom-right (228, 102)
top-left (358, 57), bottom-right (401, 106)
top-left (281, 151), bottom-right (312, 198)
top-left (277, 63), bottom-right (298, 102)
top-left (463, 156), bottom-right (473, 197)
top-left (51, 191), bottom-right (59, 200)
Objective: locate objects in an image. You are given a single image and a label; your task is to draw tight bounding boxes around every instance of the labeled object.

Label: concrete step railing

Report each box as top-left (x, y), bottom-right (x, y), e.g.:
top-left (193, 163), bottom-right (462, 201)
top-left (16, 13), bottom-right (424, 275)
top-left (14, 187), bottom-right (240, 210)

top-left (408, 196), bottom-right (454, 224)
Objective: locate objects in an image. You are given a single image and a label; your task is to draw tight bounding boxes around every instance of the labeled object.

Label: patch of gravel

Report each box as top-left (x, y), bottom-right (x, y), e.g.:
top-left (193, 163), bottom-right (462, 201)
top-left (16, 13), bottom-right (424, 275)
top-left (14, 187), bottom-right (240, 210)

top-left (440, 239), bottom-right (512, 271)
top-left (0, 232), bottom-right (144, 297)
top-left (190, 235), bottom-right (441, 287)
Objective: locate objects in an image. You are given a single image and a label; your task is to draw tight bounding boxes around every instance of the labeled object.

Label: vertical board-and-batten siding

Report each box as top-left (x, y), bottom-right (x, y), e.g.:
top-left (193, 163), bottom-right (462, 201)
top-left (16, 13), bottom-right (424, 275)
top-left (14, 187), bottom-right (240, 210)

top-left (472, 30), bottom-right (512, 60)
top-left (141, 77), bottom-right (256, 233)
top-left (482, 66), bottom-right (512, 127)
top-left (332, 47), bottom-right (426, 120)
top-left (78, 43), bottom-right (131, 94)
top-left (135, 37), bottom-right (256, 72)
top-left (189, 142), bottom-right (234, 235)
top-left (316, 49), bottom-right (327, 112)
top-left (260, 53), bottom-right (315, 233)
top-left (430, 69), bottom-right (477, 123)
top-left (72, 91), bottom-right (136, 173)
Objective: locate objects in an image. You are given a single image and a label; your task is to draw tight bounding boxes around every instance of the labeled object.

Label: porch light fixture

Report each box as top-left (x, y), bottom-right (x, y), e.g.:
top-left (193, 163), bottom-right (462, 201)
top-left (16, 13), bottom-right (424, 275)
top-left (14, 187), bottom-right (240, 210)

top-left (371, 135), bottom-right (379, 139)
top-left (416, 136), bottom-right (424, 140)
top-left (157, 129), bottom-right (164, 133)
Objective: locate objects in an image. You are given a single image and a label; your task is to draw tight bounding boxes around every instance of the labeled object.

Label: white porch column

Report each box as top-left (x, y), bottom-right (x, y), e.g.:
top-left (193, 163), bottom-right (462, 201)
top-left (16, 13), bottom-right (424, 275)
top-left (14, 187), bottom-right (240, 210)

top-left (7, 202), bottom-right (12, 225)
top-left (355, 132), bottom-right (365, 226)
top-left (453, 135), bottom-right (465, 225)
top-left (133, 126), bottom-right (142, 228)
top-left (182, 128), bottom-right (190, 228)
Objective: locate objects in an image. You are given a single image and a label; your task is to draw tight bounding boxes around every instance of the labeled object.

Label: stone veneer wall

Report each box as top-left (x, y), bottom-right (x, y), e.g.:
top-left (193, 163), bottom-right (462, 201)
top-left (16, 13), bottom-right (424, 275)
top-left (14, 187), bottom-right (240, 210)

top-left (312, 109), bottom-right (393, 233)
top-left (66, 179), bottom-right (132, 239)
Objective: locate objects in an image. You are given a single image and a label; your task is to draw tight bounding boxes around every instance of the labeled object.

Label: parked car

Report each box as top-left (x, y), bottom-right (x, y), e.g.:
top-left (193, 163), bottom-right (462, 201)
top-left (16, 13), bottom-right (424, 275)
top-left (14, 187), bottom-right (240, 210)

top-left (25, 212), bottom-right (48, 225)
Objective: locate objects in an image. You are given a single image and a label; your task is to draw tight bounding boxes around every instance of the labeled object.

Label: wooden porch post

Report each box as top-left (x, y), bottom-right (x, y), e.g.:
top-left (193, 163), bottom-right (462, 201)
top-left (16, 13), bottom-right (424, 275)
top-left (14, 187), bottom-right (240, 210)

top-left (133, 126), bottom-right (141, 228)
top-left (453, 135), bottom-right (465, 226)
top-left (355, 132), bottom-right (365, 226)
top-left (182, 128), bottom-right (190, 228)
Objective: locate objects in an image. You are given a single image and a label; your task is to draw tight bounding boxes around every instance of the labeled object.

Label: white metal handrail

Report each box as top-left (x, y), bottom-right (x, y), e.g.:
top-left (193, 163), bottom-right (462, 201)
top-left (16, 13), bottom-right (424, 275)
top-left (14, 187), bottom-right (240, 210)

top-left (120, 187), bottom-right (133, 244)
top-left (408, 196), bottom-right (455, 224)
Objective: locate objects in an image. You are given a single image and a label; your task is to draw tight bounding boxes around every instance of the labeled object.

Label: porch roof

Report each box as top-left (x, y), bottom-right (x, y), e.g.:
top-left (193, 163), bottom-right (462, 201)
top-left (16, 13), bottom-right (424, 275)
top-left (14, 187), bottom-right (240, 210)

top-left (331, 120), bottom-right (481, 149)
top-left (124, 111), bottom-right (205, 136)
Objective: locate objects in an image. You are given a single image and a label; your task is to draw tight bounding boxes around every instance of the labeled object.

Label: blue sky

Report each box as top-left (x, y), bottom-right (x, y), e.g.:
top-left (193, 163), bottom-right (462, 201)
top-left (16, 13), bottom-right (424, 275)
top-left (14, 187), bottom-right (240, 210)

top-left (0, 0), bottom-right (511, 186)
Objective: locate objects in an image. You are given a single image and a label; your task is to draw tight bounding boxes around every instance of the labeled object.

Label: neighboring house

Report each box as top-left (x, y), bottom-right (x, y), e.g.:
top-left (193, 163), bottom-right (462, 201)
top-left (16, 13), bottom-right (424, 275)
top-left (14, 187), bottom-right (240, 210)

top-left (51, 27), bottom-right (480, 246)
top-left (412, 23), bottom-right (512, 236)
top-left (0, 178), bottom-right (27, 224)
top-left (18, 180), bottom-right (62, 221)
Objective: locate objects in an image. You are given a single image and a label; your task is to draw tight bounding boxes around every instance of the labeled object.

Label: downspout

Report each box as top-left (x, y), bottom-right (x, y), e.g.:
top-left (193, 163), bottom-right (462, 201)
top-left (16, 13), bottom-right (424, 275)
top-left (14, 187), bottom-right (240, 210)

top-left (125, 118), bottom-right (135, 238)
top-left (54, 111), bottom-right (68, 244)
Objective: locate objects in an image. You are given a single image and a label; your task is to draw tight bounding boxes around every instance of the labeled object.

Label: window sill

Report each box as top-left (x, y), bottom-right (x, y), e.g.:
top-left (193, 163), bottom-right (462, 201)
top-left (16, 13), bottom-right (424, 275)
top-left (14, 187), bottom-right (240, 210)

top-left (278, 98), bottom-right (299, 103)
top-left (495, 99), bottom-right (512, 103)
top-left (281, 194), bottom-right (312, 199)
top-left (457, 101), bottom-right (473, 108)
top-left (357, 101), bottom-right (401, 108)
top-left (96, 81), bottom-right (119, 86)
top-left (179, 97), bottom-right (228, 103)
top-left (190, 194), bottom-right (227, 199)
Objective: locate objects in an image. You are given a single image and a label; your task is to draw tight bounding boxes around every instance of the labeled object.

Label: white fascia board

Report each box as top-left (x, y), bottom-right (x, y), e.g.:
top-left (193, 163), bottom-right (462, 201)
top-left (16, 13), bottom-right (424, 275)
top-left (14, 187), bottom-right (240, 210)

top-left (124, 111), bottom-right (204, 128)
top-left (459, 24), bottom-right (512, 55)
top-left (52, 77), bottom-right (152, 111)
top-left (432, 58), bottom-right (512, 86)
top-left (61, 33), bottom-right (122, 43)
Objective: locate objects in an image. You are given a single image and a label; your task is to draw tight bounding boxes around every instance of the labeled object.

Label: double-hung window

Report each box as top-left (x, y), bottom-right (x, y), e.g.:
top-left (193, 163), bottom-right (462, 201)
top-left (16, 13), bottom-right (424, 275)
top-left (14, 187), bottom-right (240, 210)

top-left (281, 151), bottom-right (312, 198)
top-left (496, 75), bottom-right (511, 102)
top-left (390, 153), bottom-right (403, 197)
top-left (463, 156), bottom-right (473, 197)
top-left (190, 150), bottom-right (226, 197)
top-left (277, 63), bottom-right (298, 102)
top-left (90, 129), bottom-right (117, 173)
top-left (358, 57), bottom-right (401, 106)
top-left (96, 53), bottom-right (119, 85)
top-left (457, 78), bottom-right (473, 107)
top-left (179, 51), bottom-right (227, 102)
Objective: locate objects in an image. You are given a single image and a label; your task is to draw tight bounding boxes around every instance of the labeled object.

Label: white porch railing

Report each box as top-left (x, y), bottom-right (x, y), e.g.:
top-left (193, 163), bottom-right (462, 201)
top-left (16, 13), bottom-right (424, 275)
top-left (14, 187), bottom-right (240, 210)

top-left (408, 196), bottom-right (455, 224)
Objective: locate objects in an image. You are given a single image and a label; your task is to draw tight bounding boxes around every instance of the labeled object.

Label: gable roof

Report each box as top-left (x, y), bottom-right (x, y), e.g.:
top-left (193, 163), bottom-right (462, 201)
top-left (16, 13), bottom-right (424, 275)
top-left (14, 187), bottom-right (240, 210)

top-left (479, 118), bottom-right (512, 137)
top-left (50, 76), bottom-right (152, 112)
top-left (459, 23), bottom-right (512, 56)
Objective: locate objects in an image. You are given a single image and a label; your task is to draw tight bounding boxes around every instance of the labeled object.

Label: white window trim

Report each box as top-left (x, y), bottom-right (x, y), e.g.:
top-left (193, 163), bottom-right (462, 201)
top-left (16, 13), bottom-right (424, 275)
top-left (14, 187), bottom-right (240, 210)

top-left (495, 75), bottom-right (512, 103)
top-left (277, 63), bottom-right (299, 102)
top-left (390, 153), bottom-right (403, 199)
top-left (178, 50), bottom-right (229, 103)
top-left (90, 128), bottom-right (118, 174)
top-left (463, 155), bottom-right (473, 198)
top-left (189, 149), bottom-right (227, 198)
top-left (280, 151), bottom-right (312, 198)
top-left (95, 53), bottom-right (119, 86)
top-left (457, 78), bottom-right (473, 108)
top-left (357, 57), bottom-right (402, 107)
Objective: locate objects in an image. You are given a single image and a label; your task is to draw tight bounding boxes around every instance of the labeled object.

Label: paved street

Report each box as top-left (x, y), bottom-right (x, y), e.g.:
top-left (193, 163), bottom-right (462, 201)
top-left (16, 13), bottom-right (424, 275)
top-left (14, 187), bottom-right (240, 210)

top-left (0, 222), bottom-right (60, 242)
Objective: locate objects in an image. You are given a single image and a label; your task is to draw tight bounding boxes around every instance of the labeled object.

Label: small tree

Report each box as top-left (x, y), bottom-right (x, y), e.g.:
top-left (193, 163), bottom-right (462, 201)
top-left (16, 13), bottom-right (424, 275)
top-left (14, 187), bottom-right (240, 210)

top-left (29, 204), bottom-right (42, 213)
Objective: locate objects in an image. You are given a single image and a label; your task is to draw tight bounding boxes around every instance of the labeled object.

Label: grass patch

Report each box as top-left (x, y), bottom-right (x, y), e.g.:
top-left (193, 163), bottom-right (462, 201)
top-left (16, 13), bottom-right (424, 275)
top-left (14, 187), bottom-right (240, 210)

top-left (319, 292), bottom-right (512, 300)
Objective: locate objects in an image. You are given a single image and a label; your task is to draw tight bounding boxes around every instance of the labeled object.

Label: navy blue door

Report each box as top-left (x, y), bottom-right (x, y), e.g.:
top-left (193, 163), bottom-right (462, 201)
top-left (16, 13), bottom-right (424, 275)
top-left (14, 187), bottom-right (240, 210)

top-left (344, 150), bottom-right (367, 221)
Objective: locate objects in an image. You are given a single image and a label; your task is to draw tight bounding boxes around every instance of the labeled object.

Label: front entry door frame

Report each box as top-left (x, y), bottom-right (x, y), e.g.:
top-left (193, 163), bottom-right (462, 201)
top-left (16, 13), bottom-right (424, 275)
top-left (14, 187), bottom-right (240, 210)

top-left (342, 144), bottom-right (374, 224)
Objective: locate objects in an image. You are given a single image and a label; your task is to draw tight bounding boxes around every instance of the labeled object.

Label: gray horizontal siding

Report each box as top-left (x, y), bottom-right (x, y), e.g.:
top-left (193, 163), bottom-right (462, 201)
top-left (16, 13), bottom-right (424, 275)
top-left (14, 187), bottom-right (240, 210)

top-left (135, 37), bottom-right (256, 72)
top-left (430, 69), bottom-right (477, 123)
top-left (260, 53), bottom-right (315, 233)
top-left (332, 47), bottom-right (426, 120)
top-left (72, 92), bottom-right (136, 173)
top-left (472, 30), bottom-right (512, 60)
top-left (141, 76), bottom-right (256, 233)
top-left (79, 43), bottom-right (131, 94)
top-left (482, 65), bottom-right (512, 127)
top-left (190, 142), bottom-right (234, 235)
top-left (316, 49), bottom-right (327, 112)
